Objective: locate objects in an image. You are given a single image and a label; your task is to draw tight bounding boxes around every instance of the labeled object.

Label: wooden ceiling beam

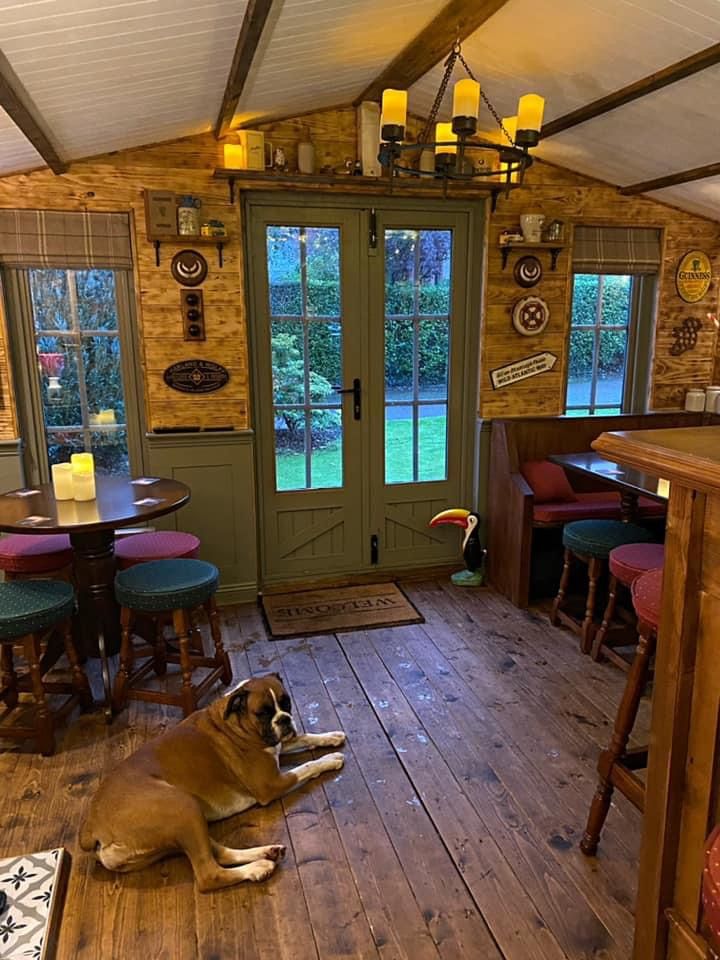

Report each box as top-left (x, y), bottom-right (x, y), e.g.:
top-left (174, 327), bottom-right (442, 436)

top-left (619, 161), bottom-right (720, 196)
top-left (0, 51), bottom-right (66, 174)
top-left (214, 0), bottom-right (277, 140)
top-left (354, 0), bottom-right (511, 105)
top-left (542, 41), bottom-right (720, 139)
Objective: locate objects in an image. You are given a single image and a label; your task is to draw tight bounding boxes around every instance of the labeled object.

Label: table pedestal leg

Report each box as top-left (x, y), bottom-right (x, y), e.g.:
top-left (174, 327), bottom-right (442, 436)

top-left (70, 530), bottom-right (120, 722)
top-left (620, 491), bottom-right (639, 523)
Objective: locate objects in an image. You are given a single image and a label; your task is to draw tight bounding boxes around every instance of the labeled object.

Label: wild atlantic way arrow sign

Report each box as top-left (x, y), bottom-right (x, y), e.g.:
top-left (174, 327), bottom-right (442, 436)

top-left (490, 352), bottom-right (558, 390)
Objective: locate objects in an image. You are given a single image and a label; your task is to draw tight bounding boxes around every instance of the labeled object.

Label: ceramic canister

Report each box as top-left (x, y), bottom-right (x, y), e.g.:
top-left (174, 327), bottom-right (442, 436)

top-left (685, 388), bottom-right (706, 412)
top-left (705, 386), bottom-right (720, 412)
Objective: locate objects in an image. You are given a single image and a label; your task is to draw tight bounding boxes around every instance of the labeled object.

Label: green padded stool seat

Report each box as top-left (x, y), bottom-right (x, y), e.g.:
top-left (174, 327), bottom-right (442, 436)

top-left (0, 580), bottom-right (91, 756)
top-left (551, 519), bottom-right (657, 654)
top-left (112, 558), bottom-right (231, 718)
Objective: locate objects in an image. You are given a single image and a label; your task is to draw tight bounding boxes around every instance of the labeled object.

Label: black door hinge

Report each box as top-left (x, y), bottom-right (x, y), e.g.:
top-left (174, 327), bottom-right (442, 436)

top-left (370, 534), bottom-right (379, 565)
top-left (369, 208), bottom-right (377, 249)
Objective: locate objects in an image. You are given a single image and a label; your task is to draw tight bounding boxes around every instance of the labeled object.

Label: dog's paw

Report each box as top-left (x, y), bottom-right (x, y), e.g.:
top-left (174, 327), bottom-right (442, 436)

top-left (265, 844), bottom-right (286, 862)
top-left (324, 731), bottom-right (346, 747)
top-left (325, 752), bottom-right (345, 770)
top-left (246, 858), bottom-right (276, 883)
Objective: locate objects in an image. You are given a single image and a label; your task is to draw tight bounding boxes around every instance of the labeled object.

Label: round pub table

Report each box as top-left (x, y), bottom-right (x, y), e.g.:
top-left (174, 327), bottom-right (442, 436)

top-left (0, 475), bottom-right (190, 719)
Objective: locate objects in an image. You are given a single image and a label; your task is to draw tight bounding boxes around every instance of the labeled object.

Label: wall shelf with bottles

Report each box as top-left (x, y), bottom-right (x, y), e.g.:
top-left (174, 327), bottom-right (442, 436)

top-left (143, 189), bottom-right (228, 267)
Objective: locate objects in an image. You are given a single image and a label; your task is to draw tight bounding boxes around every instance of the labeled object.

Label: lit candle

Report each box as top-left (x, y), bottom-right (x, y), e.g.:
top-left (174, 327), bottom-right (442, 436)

top-left (657, 478), bottom-right (671, 499)
top-left (453, 79), bottom-right (480, 119)
top-left (51, 462), bottom-right (74, 501)
top-left (381, 89), bottom-right (407, 131)
top-left (500, 115), bottom-right (519, 182)
top-left (223, 143), bottom-right (245, 169)
top-left (435, 122), bottom-right (457, 156)
top-left (517, 93), bottom-right (545, 132)
top-left (71, 452), bottom-right (96, 501)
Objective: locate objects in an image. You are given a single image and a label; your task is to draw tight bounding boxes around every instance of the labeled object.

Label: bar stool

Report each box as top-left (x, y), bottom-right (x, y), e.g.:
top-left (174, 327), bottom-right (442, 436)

top-left (0, 580), bottom-right (91, 755)
top-left (112, 558), bottom-right (232, 717)
top-left (0, 534), bottom-right (73, 581)
top-left (591, 542), bottom-right (665, 669)
top-left (581, 566), bottom-right (662, 855)
top-left (114, 531), bottom-right (200, 569)
top-left (551, 519), bottom-right (656, 653)
top-left (702, 825), bottom-right (720, 956)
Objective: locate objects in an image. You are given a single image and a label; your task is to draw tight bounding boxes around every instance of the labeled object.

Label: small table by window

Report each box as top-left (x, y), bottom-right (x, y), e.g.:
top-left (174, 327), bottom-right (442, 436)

top-left (0, 476), bottom-right (190, 718)
top-left (549, 451), bottom-right (668, 521)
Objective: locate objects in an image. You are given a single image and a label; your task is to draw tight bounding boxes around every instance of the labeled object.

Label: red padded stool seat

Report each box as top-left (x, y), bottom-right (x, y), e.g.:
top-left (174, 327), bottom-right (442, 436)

top-left (115, 531), bottom-right (200, 570)
top-left (631, 567), bottom-right (663, 628)
top-left (0, 534), bottom-right (73, 577)
top-left (703, 825), bottom-right (720, 952)
top-left (609, 543), bottom-right (665, 586)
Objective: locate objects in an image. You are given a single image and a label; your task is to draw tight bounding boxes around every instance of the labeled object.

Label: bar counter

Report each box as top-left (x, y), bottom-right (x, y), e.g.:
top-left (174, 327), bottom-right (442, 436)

top-left (593, 425), bottom-right (720, 960)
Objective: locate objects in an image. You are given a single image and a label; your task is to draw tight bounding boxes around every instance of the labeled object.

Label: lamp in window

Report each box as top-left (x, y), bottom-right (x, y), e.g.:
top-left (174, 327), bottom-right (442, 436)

top-left (378, 40), bottom-right (544, 206)
top-left (38, 352), bottom-right (65, 402)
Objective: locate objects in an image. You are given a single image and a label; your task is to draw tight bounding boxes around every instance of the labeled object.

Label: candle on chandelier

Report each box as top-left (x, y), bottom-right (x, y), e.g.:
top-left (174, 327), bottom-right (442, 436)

top-left (435, 122), bottom-right (457, 156)
top-left (381, 89), bottom-right (407, 141)
top-left (516, 94), bottom-right (545, 147)
top-left (500, 115), bottom-right (519, 182)
top-left (452, 79), bottom-right (480, 119)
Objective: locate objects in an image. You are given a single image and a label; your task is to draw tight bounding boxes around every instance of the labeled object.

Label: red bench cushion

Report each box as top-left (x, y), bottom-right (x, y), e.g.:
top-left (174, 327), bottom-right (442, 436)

top-left (533, 492), bottom-right (666, 524)
top-left (521, 460), bottom-right (577, 503)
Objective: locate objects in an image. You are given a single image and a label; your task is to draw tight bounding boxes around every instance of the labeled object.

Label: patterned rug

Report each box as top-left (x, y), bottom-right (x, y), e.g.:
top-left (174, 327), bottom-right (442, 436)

top-left (0, 847), bottom-right (69, 960)
top-left (262, 582), bottom-right (424, 639)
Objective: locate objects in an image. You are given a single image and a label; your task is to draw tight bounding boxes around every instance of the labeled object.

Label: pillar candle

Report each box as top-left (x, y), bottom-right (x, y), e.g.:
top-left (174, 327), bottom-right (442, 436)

top-left (71, 452), bottom-right (96, 501)
top-left (51, 462), bottom-right (74, 500)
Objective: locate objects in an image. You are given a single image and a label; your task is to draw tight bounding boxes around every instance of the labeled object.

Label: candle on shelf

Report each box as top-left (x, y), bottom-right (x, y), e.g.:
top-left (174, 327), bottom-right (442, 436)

top-left (71, 452), bottom-right (96, 501)
top-left (223, 143), bottom-right (245, 169)
top-left (453, 79), bottom-right (480, 119)
top-left (435, 122), bottom-right (457, 156)
top-left (51, 462), bottom-right (74, 500)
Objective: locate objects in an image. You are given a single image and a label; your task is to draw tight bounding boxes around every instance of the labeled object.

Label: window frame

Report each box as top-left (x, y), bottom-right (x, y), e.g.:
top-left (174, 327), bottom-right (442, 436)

top-left (3, 267), bottom-right (147, 484)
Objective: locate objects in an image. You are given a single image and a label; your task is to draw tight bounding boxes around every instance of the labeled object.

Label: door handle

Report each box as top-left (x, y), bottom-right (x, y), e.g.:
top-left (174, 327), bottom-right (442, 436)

top-left (334, 377), bottom-right (361, 420)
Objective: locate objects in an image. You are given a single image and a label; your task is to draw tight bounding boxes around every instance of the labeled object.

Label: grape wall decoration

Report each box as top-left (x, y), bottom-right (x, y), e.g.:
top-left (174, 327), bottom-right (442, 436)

top-left (669, 316), bottom-right (702, 356)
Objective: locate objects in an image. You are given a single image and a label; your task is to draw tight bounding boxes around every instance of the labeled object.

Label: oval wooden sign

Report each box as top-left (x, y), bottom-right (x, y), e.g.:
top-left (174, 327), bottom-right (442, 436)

top-left (676, 250), bottom-right (712, 303)
top-left (163, 359), bottom-right (229, 393)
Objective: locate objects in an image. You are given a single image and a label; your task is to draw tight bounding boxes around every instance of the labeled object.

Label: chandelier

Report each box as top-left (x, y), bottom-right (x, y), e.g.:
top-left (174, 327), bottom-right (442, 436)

top-left (377, 41), bottom-right (544, 201)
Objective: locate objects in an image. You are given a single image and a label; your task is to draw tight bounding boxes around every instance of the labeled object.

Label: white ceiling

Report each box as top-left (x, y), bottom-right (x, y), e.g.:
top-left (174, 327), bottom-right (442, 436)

top-left (1, 0), bottom-right (720, 219)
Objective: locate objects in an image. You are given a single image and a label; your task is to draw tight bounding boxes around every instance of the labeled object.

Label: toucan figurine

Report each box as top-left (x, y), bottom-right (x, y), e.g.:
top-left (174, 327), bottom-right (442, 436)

top-left (429, 508), bottom-right (486, 587)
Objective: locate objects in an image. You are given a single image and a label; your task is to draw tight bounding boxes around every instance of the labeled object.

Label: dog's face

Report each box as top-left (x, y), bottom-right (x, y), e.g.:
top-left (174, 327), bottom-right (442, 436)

top-left (223, 674), bottom-right (297, 746)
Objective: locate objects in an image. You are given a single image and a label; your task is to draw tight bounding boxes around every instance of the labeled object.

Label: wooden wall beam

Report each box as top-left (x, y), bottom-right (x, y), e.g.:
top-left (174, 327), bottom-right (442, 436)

top-left (542, 42), bottom-right (720, 139)
top-left (619, 161), bottom-right (720, 196)
top-left (354, 0), bottom-right (511, 105)
top-left (214, 0), bottom-right (277, 140)
top-left (0, 51), bottom-right (67, 174)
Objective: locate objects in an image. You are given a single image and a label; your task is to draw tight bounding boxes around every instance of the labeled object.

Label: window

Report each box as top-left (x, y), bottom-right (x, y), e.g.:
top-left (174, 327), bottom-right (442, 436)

top-left (566, 273), bottom-right (633, 416)
top-left (6, 267), bottom-right (144, 482)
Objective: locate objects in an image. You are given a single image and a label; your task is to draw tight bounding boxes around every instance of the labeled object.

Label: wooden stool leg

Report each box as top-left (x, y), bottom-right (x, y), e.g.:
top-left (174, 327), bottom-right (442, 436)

top-left (23, 633), bottom-right (54, 756)
top-left (581, 556), bottom-right (603, 654)
top-left (173, 608), bottom-right (196, 717)
top-left (591, 573), bottom-right (618, 661)
top-left (581, 624), bottom-right (656, 855)
top-left (189, 610), bottom-right (204, 655)
top-left (112, 607), bottom-right (135, 713)
top-left (152, 616), bottom-right (168, 676)
top-left (1, 642), bottom-right (19, 709)
top-left (550, 548), bottom-right (572, 626)
top-left (206, 596), bottom-right (232, 685)
top-left (61, 620), bottom-right (93, 709)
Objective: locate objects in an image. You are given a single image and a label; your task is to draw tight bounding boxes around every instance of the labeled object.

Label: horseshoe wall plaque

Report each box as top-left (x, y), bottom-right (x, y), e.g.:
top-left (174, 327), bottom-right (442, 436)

top-left (513, 255), bottom-right (543, 288)
top-left (171, 249), bottom-right (208, 287)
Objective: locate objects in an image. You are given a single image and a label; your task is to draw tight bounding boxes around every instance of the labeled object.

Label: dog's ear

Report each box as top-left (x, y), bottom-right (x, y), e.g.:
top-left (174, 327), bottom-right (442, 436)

top-left (224, 689), bottom-right (249, 720)
top-left (269, 671), bottom-right (284, 686)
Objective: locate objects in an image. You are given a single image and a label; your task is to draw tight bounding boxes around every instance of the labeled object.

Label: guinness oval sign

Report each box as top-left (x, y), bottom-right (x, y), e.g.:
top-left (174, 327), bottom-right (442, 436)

top-left (676, 250), bottom-right (712, 303)
top-left (163, 359), bottom-right (229, 394)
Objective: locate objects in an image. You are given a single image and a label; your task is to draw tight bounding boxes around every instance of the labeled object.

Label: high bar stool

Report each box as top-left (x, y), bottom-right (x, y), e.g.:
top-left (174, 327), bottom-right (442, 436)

top-left (0, 534), bottom-right (73, 581)
top-left (581, 566), bottom-right (662, 855)
top-left (591, 542), bottom-right (665, 669)
top-left (551, 519), bottom-right (656, 653)
top-left (112, 558), bottom-right (232, 717)
top-left (0, 580), bottom-right (91, 755)
top-left (114, 531), bottom-right (200, 569)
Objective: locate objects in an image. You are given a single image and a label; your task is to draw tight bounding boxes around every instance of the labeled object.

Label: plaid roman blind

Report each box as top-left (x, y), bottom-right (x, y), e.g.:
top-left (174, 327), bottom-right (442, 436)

top-left (0, 209), bottom-right (132, 269)
top-left (573, 226), bottom-right (662, 274)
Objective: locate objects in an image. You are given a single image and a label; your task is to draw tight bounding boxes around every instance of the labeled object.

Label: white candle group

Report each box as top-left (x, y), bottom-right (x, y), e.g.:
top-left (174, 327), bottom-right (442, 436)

top-left (51, 454), bottom-right (96, 501)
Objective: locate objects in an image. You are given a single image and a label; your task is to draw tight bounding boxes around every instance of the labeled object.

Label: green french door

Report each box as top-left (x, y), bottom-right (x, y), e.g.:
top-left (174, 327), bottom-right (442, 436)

top-left (247, 195), bottom-right (481, 584)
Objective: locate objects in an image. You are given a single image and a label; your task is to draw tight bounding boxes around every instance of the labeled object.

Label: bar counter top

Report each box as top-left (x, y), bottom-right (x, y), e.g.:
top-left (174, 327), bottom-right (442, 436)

top-left (593, 424), bottom-right (720, 960)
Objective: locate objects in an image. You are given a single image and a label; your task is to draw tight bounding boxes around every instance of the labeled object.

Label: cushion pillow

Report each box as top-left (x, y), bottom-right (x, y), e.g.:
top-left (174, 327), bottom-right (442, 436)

top-left (521, 460), bottom-right (577, 503)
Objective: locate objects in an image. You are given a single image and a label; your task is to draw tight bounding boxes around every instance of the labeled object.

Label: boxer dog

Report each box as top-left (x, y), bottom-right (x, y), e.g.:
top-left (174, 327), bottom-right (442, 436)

top-left (79, 674), bottom-right (345, 892)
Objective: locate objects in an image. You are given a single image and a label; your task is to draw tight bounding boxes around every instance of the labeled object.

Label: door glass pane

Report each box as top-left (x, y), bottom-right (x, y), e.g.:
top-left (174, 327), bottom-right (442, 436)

top-left (598, 328), bottom-right (628, 407)
top-left (268, 225), bottom-right (343, 491)
top-left (30, 269), bottom-right (130, 475)
top-left (566, 328), bottom-right (594, 409)
top-left (384, 229), bottom-right (451, 484)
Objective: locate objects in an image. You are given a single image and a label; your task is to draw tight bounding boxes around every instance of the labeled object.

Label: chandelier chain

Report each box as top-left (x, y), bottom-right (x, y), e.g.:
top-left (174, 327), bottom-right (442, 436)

top-left (420, 48), bottom-right (458, 143)
top-left (455, 48), bottom-right (515, 146)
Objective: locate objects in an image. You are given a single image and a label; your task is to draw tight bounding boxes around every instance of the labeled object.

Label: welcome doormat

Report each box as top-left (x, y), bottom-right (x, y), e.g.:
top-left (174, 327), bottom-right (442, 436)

top-left (262, 582), bottom-right (424, 638)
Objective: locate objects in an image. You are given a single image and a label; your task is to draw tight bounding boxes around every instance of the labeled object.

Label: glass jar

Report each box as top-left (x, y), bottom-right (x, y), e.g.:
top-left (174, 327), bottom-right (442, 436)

top-left (177, 195), bottom-right (200, 235)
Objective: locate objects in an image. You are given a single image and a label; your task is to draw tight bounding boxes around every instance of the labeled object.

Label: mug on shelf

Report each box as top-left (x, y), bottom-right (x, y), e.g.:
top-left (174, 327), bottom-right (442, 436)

top-left (520, 214), bottom-right (545, 243)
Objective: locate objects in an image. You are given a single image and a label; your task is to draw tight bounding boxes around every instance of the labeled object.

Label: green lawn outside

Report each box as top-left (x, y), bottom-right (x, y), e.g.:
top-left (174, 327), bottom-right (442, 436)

top-left (276, 415), bottom-right (447, 490)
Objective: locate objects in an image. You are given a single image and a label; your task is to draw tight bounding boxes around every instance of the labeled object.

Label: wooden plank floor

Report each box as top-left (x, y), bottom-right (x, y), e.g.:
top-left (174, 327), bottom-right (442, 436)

top-left (0, 580), bottom-right (647, 959)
